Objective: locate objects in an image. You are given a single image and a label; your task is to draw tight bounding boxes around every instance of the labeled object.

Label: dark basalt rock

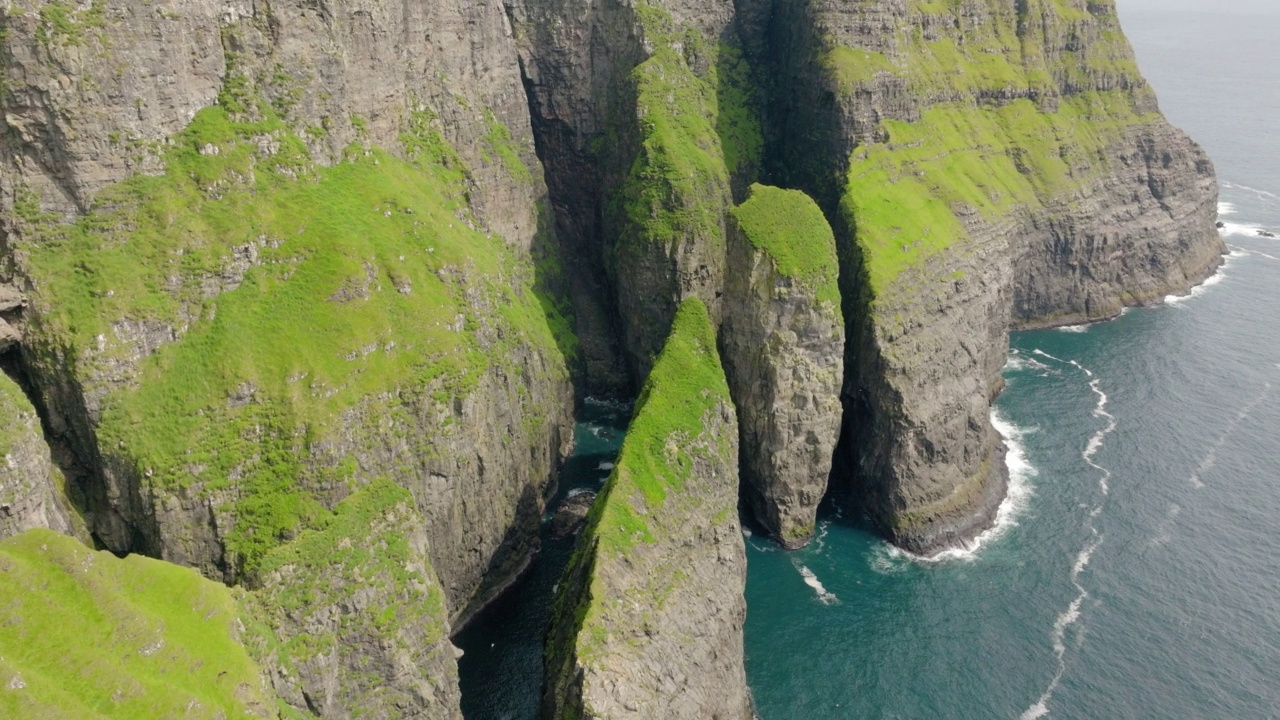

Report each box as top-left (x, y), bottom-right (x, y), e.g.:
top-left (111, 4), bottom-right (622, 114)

top-left (548, 491), bottom-right (596, 539)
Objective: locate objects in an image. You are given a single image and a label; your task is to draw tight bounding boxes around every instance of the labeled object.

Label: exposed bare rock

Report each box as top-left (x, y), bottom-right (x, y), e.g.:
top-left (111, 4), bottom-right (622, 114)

top-left (548, 490), bottom-right (596, 540)
top-left (0, 372), bottom-right (86, 542)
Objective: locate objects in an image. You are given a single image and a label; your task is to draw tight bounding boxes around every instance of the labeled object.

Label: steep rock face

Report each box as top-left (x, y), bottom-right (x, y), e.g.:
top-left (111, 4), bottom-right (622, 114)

top-left (0, 285), bottom-right (23, 351)
top-left (0, 0), bottom-right (547, 247)
top-left (511, 0), bottom-right (761, 389)
top-left (0, 372), bottom-right (84, 542)
top-left (543, 299), bottom-right (751, 720)
top-left (244, 481), bottom-right (462, 719)
top-left (768, 0), bottom-right (1223, 552)
top-left (721, 184), bottom-right (843, 548)
top-left (1, 0), bottom-right (574, 624)
top-left (0, 528), bottom-right (275, 718)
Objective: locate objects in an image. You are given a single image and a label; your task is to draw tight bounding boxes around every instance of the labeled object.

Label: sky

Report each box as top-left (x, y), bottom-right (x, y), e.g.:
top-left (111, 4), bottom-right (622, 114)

top-left (1117, 0), bottom-right (1280, 14)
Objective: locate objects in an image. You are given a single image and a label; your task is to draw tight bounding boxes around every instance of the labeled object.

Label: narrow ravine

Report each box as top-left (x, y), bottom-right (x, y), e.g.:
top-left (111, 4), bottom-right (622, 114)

top-left (454, 398), bottom-right (630, 719)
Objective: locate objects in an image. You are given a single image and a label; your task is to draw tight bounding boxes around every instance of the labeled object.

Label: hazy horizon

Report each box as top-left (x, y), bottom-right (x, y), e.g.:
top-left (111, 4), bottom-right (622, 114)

top-left (1118, 0), bottom-right (1280, 14)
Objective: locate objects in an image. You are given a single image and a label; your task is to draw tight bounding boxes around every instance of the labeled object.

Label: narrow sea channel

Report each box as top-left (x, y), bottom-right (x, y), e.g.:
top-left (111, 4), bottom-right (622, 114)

top-left (455, 399), bottom-right (630, 719)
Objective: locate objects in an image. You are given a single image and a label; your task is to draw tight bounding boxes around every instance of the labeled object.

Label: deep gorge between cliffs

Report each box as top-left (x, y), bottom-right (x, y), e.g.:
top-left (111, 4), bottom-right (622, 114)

top-left (0, 0), bottom-right (1238, 716)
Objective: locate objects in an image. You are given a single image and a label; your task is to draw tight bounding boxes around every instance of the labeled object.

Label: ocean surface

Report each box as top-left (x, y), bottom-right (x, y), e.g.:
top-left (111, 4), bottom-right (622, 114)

top-left (744, 9), bottom-right (1280, 719)
top-left (455, 8), bottom-right (1280, 720)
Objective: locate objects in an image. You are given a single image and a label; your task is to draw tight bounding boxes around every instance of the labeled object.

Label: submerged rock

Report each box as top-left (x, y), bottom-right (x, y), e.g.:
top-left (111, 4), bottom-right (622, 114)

top-left (549, 491), bottom-right (597, 540)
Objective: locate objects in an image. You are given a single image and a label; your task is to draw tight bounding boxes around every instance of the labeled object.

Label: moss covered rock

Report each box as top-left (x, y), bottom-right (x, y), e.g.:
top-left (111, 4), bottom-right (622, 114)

top-left (243, 480), bottom-right (461, 719)
top-left (543, 298), bottom-right (751, 719)
top-left (0, 373), bottom-right (85, 543)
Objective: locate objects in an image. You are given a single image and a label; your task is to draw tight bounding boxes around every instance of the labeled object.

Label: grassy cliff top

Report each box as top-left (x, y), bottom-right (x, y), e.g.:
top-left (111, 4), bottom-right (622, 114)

top-left (0, 529), bottom-right (272, 719)
top-left (841, 91), bottom-right (1159, 300)
top-left (592, 297), bottom-right (731, 556)
top-left (731, 184), bottom-right (840, 306)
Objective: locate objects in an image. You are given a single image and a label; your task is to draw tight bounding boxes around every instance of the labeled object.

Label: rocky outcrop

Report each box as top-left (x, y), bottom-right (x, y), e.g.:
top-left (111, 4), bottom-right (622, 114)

top-left (1011, 126), bottom-right (1222, 327)
top-left (549, 490), bottom-right (597, 540)
top-left (0, 528), bottom-right (276, 718)
top-left (765, 0), bottom-right (1223, 553)
top-left (0, 372), bottom-right (84, 541)
top-left (721, 184), bottom-right (844, 548)
top-left (244, 481), bottom-right (462, 719)
top-left (543, 299), bottom-right (751, 720)
top-left (0, 285), bottom-right (22, 352)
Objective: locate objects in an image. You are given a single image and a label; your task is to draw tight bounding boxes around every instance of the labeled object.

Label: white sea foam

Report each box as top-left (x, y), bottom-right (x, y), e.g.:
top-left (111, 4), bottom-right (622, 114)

top-left (1022, 356), bottom-right (1114, 720)
top-left (797, 565), bottom-right (839, 605)
top-left (1229, 244), bottom-right (1280, 260)
top-left (1218, 201), bottom-right (1237, 216)
top-left (596, 461), bottom-right (614, 471)
top-left (742, 527), bottom-right (753, 538)
top-left (1218, 220), bottom-right (1270, 238)
top-left (1223, 180), bottom-right (1280, 204)
top-left (1149, 504), bottom-right (1182, 548)
top-left (565, 487), bottom-right (592, 499)
top-left (891, 410), bottom-right (1037, 564)
top-left (1165, 266), bottom-right (1228, 305)
top-left (812, 521), bottom-right (831, 553)
top-left (1032, 348), bottom-right (1068, 364)
top-left (1057, 324), bottom-right (1089, 333)
top-left (583, 396), bottom-right (632, 411)
top-left (1190, 382), bottom-right (1272, 488)
top-left (1005, 355), bottom-right (1052, 373)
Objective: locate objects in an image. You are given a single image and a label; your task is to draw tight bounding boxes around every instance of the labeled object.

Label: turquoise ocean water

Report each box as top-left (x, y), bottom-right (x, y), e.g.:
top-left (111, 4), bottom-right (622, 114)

top-left (456, 8), bottom-right (1280, 719)
top-left (744, 9), bottom-right (1280, 719)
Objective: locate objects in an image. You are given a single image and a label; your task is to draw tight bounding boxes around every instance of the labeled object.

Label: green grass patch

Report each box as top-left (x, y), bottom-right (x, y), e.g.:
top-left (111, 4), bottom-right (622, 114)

top-left (839, 92), bottom-right (1159, 298)
top-left (21, 102), bottom-right (569, 575)
top-left (0, 529), bottom-right (272, 719)
top-left (731, 184), bottom-right (841, 307)
top-left (589, 298), bottom-right (730, 556)
top-left (610, 4), bottom-right (761, 252)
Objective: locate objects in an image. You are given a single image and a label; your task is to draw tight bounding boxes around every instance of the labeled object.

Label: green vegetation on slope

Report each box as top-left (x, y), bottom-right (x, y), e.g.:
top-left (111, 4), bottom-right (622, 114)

top-left (731, 184), bottom-right (841, 307)
top-left (589, 297), bottom-right (731, 555)
top-left (544, 297), bottom-right (733, 702)
top-left (610, 4), bottom-right (762, 252)
top-left (0, 372), bottom-right (32, 459)
top-left (242, 480), bottom-right (452, 713)
top-left (20, 101), bottom-right (569, 575)
top-left (822, 0), bottom-right (1142, 99)
top-left (816, 0), bottom-right (1156, 299)
top-left (840, 91), bottom-right (1158, 298)
top-left (0, 529), bottom-right (272, 719)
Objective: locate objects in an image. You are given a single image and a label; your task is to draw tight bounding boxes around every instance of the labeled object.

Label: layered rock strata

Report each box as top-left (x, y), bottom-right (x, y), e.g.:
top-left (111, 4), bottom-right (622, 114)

top-left (0, 372), bottom-right (84, 542)
top-left (511, 0), bottom-right (761, 388)
top-left (721, 184), bottom-right (844, 547)
top-left (1, 0), bottom-right (574, 627)
top-left (766, 0), bottom-right (1224, 552)
top-left (543, 299), bottom-right (751, 719)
